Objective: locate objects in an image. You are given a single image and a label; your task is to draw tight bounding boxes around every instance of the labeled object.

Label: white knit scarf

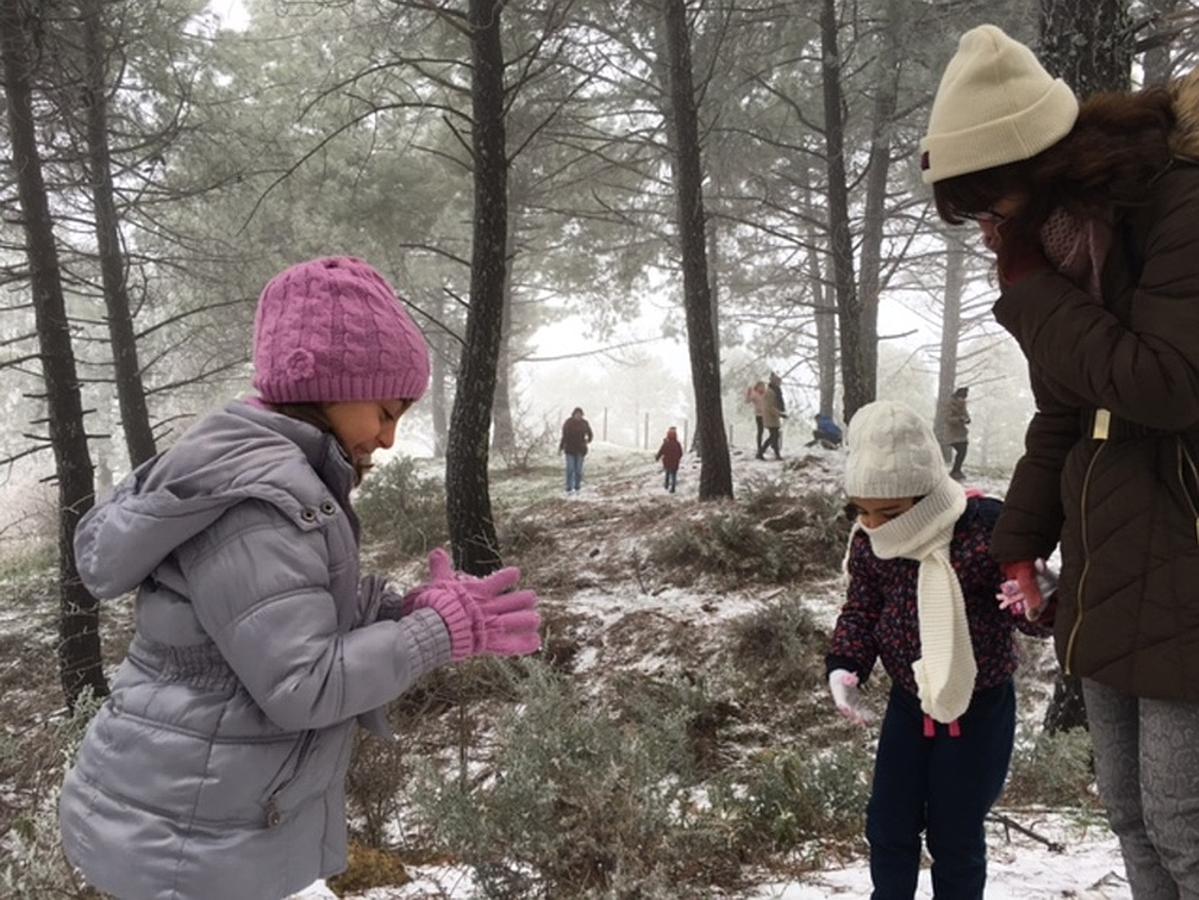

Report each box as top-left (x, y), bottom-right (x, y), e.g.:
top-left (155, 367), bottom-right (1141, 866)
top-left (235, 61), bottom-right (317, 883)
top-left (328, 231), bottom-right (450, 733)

top-left (861, 477), bottom-right (975, 723)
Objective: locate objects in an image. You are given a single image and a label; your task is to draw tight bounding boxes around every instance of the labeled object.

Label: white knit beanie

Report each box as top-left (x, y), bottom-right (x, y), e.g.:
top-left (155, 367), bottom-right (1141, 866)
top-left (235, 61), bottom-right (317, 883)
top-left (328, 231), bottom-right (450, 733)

top-left (920, 24), bottom-right (1079, 184)
top-left (845, 401), bottom-right (947, 499)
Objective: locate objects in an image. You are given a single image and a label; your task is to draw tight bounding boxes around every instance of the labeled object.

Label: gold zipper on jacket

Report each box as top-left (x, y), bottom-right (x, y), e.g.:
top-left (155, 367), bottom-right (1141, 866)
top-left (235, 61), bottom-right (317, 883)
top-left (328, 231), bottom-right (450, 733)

top-left (1177, 438), bottom-right (1199, 545)
top-left (1065, 440), bottom-right (1107, 676)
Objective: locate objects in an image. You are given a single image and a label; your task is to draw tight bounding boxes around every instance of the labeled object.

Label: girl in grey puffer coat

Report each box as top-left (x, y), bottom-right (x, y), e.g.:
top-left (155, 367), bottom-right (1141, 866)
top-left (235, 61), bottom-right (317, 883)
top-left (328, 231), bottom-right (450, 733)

top-left (59, 258), bottom-right (542, 900)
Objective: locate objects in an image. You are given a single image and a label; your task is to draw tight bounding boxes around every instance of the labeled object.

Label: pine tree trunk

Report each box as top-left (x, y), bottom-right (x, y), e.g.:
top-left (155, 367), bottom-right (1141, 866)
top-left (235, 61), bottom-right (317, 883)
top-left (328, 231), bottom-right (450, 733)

top-left (802, 163), bottom-right (837, 419)
top-left (1140, 0), bottom-right (1180, 85)
top-left (1039, 0), bottom-right (1132, 96)
top-left (933, 234), bottom-right (965, 442)
top-left (1, 0), bottom-right (107, 709)
top-left (815, 259), bottom-right (837, 420)
top-left (491, 244), bottom-right (516, 457)
top-left (819, 0), bottom-right (870, 423)
top-left (706, 168), bottom-right (721, 350)
top-left (430, 293), bottom-right (450, 458)
top-left (445, 0), bottom-right (507, 575)
top-left (1044, 673), bottom-right (1088, 735)
top-left (82, 0), bottom-right (156, 468)
top-left (857, 0), bottom-right (900, 397)
top-left (660, 0), bottom-right (731, 500)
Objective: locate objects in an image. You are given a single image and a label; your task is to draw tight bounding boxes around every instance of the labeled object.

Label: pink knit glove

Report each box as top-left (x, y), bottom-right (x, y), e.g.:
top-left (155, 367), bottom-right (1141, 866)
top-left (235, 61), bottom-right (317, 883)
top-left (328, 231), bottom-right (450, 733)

top-left (403, 549), bottom-right (541, 661)
top-left (398, 547), bottom-right (459, 618)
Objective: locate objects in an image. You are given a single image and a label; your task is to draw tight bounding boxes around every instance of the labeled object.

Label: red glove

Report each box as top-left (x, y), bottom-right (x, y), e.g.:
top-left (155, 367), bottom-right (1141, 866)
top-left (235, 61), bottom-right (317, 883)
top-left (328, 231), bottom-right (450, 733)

top-left (999, 560), bottom-right (1056, 621)
top-left (994, 221), bottom-right (1051, 288)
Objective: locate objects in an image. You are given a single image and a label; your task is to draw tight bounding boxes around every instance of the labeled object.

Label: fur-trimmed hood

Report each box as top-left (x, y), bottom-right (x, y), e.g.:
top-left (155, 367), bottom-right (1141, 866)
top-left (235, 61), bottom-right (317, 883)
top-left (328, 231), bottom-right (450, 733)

top-left (1168, 67), bottom-right (1199, 161)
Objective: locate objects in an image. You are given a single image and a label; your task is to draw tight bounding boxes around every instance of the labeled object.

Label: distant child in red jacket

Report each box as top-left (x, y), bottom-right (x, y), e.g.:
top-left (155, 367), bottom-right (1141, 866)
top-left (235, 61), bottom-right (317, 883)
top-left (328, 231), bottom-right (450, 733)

top-left (655, 426), bottom-right (684, 493)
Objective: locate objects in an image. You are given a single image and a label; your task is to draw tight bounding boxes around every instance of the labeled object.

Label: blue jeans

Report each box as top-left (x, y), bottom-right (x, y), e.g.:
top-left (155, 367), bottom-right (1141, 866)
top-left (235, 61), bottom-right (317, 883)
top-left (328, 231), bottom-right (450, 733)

top-left (564, 453), bottom-right (584, 492)
top-left (867, 681), bottom-right (1015, 899)
top-left (664, 468), bottom-right (677, 492)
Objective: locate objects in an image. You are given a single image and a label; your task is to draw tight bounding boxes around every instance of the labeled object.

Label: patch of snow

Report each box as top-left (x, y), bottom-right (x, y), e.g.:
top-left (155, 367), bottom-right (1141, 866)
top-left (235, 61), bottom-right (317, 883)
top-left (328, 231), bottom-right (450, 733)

top-left (748, 814), bottom-right (1128, 899)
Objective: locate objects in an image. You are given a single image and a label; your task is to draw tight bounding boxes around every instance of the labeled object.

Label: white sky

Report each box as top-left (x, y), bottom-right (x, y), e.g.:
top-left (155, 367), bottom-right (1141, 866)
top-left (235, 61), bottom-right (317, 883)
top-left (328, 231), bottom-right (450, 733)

top-left (205, 0), bottom-right (249, 29)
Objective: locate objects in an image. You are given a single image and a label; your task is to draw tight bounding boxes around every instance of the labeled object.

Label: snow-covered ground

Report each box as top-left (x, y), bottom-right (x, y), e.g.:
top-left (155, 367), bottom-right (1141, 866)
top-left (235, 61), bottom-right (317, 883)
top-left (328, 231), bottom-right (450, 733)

top-left (295, 812), bottom-right (1128, 899)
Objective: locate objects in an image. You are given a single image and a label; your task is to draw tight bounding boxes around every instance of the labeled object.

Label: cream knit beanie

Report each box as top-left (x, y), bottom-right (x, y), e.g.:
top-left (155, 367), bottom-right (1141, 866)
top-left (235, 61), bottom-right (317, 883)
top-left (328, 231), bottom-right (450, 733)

top-left (920, 24), bottom-right (1079, 184)
top-left (845, 401), bottom-right (947, 499)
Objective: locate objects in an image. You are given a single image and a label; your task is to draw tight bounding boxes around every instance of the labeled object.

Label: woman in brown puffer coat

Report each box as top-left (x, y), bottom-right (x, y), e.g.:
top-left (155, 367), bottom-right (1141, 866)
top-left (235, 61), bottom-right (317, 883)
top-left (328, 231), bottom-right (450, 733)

top-left (924, 24), bottom-right (1199, 897)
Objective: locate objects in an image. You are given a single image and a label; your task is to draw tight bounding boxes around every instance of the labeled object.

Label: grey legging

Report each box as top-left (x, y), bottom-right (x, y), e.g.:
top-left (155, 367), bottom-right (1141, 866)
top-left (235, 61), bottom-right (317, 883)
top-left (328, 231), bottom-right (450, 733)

top-left (1083, 678), bottom-right (1199, 899)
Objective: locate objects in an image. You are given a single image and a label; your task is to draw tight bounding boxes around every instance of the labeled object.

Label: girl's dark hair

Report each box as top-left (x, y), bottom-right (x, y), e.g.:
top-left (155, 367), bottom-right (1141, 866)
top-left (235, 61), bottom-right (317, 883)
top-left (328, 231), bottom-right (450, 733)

top-left (267, 402), bottom-right (373, 485)
top-left (572, 407), bottom-right (584, 416)
top-left (934, 87), bottom-right (1176, 235)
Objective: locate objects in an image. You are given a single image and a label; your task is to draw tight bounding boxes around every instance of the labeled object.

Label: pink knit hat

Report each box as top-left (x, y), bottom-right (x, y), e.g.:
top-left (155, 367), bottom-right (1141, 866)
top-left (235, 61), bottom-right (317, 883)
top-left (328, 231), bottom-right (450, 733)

top-left (252, 257), bottom-right (430, 404)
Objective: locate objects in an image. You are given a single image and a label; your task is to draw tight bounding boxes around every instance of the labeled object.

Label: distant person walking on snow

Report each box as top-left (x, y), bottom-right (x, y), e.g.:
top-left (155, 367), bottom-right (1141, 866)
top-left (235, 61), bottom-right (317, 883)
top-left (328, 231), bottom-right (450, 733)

top-left (559, 407), bottom-right (593, 494)
top-left (758, 382), bottom-right (784, 460)
top-left (746, 381), bottom-right (768, 455)
top-left (828, 400), bottom-right (1051, 900)
top-left (940, 387), bottom-right (971, 481)
top-left (655, 426), bottom-right (684, 493)
top-left (807, 412), bottom-right (843, 449)
top-left (925, 25), bottom-right (1199, 895)
top-left (768, 372), bottom-right (788, 450)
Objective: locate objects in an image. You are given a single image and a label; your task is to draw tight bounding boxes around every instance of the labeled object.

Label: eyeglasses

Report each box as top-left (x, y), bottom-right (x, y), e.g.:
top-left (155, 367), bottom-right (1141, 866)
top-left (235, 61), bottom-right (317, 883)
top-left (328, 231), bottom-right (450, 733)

top-left (961, 208), bottom-right (1008, 225)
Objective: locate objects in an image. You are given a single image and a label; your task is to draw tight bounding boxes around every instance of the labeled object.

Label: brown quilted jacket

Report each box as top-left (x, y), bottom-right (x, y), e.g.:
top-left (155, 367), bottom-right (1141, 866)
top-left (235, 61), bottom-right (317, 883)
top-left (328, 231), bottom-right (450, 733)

top-left (990, 73), bottom-right (1199, 701)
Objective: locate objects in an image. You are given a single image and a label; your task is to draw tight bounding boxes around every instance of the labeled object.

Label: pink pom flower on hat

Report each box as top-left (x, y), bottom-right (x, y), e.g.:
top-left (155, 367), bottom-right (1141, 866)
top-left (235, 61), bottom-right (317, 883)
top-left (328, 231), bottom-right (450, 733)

top-left (284, 348), bottom-right (316, 381)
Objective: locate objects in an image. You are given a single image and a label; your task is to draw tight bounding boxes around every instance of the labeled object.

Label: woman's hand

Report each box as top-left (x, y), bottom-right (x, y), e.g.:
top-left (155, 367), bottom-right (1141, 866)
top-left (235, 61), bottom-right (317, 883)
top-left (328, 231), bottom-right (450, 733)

top-left (997, 559), bottom-right (1058, 620)
top-left (988, 219), bottom-right (1051, 288)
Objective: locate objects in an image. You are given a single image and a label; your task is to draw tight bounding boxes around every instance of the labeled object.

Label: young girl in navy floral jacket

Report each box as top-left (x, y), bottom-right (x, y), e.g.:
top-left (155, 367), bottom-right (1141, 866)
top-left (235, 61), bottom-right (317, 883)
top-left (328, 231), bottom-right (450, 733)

top-left (826, 400), bottom-right (1052, 900)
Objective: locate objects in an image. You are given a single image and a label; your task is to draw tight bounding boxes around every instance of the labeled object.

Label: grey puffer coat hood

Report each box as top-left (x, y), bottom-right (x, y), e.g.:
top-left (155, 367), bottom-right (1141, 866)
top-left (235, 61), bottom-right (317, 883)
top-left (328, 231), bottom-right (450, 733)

top-left (59, 401), bottom-right (451, 900)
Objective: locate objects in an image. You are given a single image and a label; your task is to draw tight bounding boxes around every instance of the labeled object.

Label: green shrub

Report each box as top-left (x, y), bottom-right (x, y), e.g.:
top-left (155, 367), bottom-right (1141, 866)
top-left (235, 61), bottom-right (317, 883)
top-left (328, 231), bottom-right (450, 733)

top-left (758, 489), bottom-right (852, 577)
top-left (613, 671), bottom-right (741, 777)
top-left (729, 598), bottom-right (826, 694)
top-left (356, 455), bottom-right (447, 566)
top-left (409, 661), bottom-right (743, 897)
top-left (710, 744), bottom-right (871, 854)
top-left (0, 540), bottom-right (57, 607)
top-left (497, 514), bottom-right (556, 557)
top-left (1005, 727), bottom-right (1095, 807)
top-left (649, 511), bottom-right (798, 583)
top-left (1, 688), bottom-right (105, 899)
top-left (649, 487), bottom-right (850, 585)
top-left (345, 730), bottom-right (410, 849)
top-left (740, 478), bottom-right (795, 518)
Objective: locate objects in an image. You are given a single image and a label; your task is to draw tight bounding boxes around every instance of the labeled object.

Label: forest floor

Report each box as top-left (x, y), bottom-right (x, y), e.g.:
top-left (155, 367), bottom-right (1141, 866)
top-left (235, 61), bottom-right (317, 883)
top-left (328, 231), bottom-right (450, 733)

top-left (0, 440), bottom-right (1128, 899)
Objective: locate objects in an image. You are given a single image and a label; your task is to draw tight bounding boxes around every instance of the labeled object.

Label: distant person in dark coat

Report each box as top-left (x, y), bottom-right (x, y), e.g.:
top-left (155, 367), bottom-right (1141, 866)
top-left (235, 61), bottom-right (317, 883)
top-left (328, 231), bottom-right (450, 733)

top-left (655, 426), bottom-right (684, 493)
top-left (941, 387), bottom-right (971, 481)
top-left (768, 372), bottom-right (788, 451)
top-left (559, 407), bottom-right (593, 494)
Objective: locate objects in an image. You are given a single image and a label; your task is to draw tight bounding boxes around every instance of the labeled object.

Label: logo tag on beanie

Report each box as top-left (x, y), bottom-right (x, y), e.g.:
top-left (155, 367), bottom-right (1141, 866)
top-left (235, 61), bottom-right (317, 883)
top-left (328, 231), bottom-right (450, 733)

top-left (920, 150), bottom-right (930, 171)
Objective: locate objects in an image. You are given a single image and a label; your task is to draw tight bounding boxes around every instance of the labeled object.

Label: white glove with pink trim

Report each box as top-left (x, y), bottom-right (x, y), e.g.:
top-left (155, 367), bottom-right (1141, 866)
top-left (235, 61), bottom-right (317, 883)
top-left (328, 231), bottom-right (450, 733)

top-left (828, 669), bottom-right (873, 726)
